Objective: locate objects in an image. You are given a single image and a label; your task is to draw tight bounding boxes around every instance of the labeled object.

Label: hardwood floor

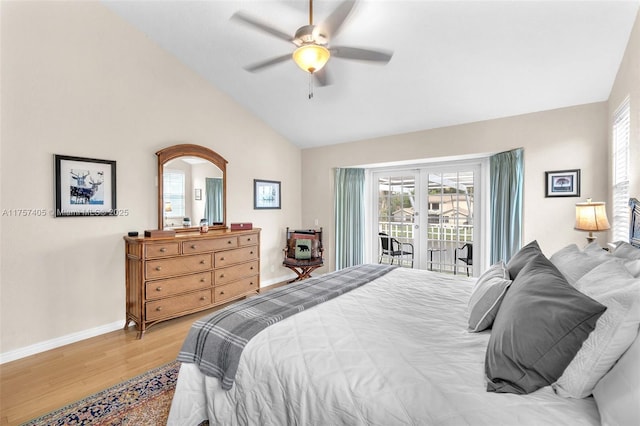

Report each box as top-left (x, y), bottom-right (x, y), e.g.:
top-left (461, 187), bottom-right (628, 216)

top-left (0, 281), bottom-right (285, 426)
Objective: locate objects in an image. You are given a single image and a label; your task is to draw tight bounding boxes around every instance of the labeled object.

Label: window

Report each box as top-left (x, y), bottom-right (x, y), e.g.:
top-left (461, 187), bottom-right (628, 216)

top-left (612, 97), bottom-right (630, 242)
top-left (163, 169), bottom-right (185, 217)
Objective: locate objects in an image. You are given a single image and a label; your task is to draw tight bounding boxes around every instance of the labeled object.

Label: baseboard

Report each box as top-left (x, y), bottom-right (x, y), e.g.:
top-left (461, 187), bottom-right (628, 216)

top-left (260, 274), bottom-right (295, 288)
top-left (2, 275), bottom-right (296, 365)
top-left (0, 320), bottom-right (123, 365)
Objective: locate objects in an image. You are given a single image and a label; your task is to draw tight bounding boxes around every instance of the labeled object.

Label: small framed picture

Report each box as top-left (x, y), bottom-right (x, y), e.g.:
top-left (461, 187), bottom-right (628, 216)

top-left (254, 179), bottom-right (281, 209)
top-left (194, 188), bottom-right (202, 201)
top-left (54, 154), bottom-right (117, 216)
top-left (545, 169), bottom-right (580, 198)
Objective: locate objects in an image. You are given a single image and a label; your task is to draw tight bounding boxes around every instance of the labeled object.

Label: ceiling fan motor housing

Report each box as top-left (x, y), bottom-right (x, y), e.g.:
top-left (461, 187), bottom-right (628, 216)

top-left (293, 25), bottom-right (328, 46)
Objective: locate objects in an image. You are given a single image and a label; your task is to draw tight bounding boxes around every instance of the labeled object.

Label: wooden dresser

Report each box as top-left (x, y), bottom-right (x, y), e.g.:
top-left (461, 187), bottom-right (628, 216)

top-left (124, 228), bottom-right (260, 338)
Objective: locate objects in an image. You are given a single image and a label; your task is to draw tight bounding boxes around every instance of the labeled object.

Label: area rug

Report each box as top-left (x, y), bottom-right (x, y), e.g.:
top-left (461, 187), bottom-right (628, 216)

top-left (21, 360), bottom-right (200, 425)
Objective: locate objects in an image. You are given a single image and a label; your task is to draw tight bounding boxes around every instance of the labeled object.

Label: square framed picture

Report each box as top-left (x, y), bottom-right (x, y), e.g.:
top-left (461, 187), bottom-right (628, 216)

top-left (254, 179), bottom-right (281, 209)
top-left (545, 169), bottom-right (580, 198)
top-left (54, 155), bottom-right (117, 216)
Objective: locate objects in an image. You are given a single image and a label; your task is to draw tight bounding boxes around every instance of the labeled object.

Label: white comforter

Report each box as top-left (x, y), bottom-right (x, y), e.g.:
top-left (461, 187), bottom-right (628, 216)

top-left (168, 267), bottom-right (600, 425)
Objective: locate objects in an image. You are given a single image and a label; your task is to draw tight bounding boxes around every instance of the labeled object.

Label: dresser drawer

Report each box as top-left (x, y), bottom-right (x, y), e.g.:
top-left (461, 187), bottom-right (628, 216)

top-left (215, 277), bottom-right (258, 303)
top-left (145, 242), bottom-right (180, 259)
top-left (145, 254), bottom-right (212, 279)
top-left (215, 260), bottom-right (259, 285)
top-left (215, 246), bottom-right (258, 268)
top-left (182, 237), bottom-right (237, 254)
top-left (145, 272), bottom-right (212, 300)
top-left (238, 233), bottom-right (259, 247)
top-left (146, 289), bottom-right (212, 321)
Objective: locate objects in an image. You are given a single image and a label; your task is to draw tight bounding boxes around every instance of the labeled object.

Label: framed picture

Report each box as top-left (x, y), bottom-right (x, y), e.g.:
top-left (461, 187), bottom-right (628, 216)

top-left (54, 155), bottom-right (117, 217)
top-left (254, 179), bottom-right (281, 209)
top-left (194, 188), bottom-right (202, 201)
top-left (545, 169), bottom-right (580, 198)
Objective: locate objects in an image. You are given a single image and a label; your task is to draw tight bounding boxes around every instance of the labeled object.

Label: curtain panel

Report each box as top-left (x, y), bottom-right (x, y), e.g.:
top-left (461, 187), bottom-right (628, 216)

top-left (334, 168), bottom-right (365, 270)
top-left (490, 148), bottom-right (524, 264)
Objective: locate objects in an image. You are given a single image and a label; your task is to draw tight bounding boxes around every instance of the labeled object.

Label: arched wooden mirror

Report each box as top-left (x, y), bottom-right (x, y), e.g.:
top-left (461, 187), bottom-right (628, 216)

top-left (157, 144), bottom-right (227, 232)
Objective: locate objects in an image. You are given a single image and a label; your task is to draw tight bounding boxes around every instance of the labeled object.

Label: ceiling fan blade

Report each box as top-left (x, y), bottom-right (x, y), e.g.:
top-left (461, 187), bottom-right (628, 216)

top-left (244, 54), bottom-right (292, 73)
top-left (330, 46), bottom-right (393, 63)
top-left (231, 11), bottom-right (294, 43)
top-left (319, 0), bottom-right (356, 39)
top-left (313, 68), bottom-right (332, 87)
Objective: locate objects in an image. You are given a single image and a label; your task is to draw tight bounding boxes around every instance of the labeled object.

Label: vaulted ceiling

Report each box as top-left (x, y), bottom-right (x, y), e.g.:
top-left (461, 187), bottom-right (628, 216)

top-left (103, 0), bottom-right (639, 148)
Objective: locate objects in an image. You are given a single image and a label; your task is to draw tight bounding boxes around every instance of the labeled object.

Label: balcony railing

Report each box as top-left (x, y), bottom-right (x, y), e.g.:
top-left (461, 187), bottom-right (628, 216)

top-left (378, 222), bottom-right (473, 272)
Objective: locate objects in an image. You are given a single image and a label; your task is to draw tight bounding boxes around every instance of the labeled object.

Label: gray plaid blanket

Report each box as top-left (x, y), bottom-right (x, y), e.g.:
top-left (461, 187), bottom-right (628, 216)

top-left (177, 263), bottom-right (396, 390)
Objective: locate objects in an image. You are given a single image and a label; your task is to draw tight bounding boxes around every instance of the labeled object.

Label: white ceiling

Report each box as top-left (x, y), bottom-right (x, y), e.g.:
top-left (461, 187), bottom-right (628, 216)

top-left (102, 0), bottom-right (639, 149)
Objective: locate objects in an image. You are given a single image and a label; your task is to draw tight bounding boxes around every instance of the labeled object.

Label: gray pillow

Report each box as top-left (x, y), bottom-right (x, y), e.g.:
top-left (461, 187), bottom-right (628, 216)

top-left (467, 261), bottom-right (512, 332)
top-left (506, 240), bottom-right (541, 279)
top-left (485, 252), bottom-right (607, 394)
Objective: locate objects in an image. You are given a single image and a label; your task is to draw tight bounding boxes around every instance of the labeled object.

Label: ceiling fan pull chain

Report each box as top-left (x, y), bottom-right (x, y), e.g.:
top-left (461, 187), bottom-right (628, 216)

top-left (308, 73), bottom-right (314, 99)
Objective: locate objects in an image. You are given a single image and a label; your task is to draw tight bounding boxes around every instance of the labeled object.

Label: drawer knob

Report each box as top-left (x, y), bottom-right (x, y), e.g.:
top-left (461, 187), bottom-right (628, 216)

top-left (160, 247), bottom-right (166, 252)
top-left (200, 296), bottom-right (206, 301)
top-left (156, 287), bottom-right (162, 291)
top-left (155, 266), bottom-right (162, 271)
top-left (250, 281), bottom-right (254, 285)
top-left (250, 266), bottom-right (254, 270)
top-left (156, 307), bottom-right (162, 311)
top-left (220, 274), bottom-right (225, 278)
top-left (200, 278), bottom-right (205, 282)
top-left (220, 291), bottom-right (225, 295)
top-left (227, 240), bottom-right (232, 244)
top-left (250, 251), bottom-right (254, 255)
top-left (220, 257), bottom-right (225, 261)
top-left (247, 238), bottom-right (252, 241)
top-left (200, 260), bottom-right (205, 264)
top-left (191, 244), bottom-right (197, 249)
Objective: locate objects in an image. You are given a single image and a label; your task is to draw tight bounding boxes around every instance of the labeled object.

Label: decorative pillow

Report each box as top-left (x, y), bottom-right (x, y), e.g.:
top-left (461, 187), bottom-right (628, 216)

top-left (612, 241), bottom-right (640, 260)
top-left (485, 252), bottom-right (607, 395)
top-left (549, 244), bottom-right (603, 286)
top-left (294, 239), bottom-right (312, 259)
top-left (553, 261), bottom-right (640, 398)
top-left (467, 262), bottom-right (512, 332)
top-left (592, 331), bottom-right (640, 426)
top-left (505, 240), bottom-right (542, 279)
top-left (287, 238), bottom-right (320, 259)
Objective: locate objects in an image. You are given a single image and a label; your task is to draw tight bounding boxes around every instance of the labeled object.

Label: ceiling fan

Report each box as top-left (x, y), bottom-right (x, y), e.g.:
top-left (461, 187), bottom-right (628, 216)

top-left (231, 0), bottom-right (393, 97)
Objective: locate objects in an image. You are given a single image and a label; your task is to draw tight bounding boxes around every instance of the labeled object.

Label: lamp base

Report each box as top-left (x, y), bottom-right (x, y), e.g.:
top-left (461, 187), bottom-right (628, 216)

top-left (585, 233), bottom-right (596, 244)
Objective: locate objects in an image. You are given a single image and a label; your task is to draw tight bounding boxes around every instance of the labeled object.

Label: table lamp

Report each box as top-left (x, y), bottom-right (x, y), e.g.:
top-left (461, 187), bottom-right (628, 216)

top-left (575, 198), bottom-right (610, 243)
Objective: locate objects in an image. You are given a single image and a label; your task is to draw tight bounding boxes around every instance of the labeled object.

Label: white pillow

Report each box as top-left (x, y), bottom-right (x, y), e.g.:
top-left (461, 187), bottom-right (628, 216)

top-left (553, 261), bottom-right (640, 398)
top-left (549, 244), bottom-right (603, 286)
top-left (612, 241), bottom-right (640, 260)
top-left (593, 328), bottom-right (640, 426)
top-left (582, 242), bottom-right (640, 278)
top-left (467, 261), bottom-right (512, 332)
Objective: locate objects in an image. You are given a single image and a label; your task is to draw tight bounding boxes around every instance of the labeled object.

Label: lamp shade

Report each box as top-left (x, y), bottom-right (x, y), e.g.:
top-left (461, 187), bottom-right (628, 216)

top-left (575, 199), bottom-right (610, 232)
top-left (292, 44), bottom-right (330, 74)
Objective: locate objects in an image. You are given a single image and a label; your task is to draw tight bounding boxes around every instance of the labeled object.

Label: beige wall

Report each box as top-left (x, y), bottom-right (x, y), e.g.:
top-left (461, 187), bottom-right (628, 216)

top-left (608, 9), bottom-right (640, 202)
top-left (302, 102), bottom-right (609, 272)
top-left (0, 1), bottom-right (301, 356)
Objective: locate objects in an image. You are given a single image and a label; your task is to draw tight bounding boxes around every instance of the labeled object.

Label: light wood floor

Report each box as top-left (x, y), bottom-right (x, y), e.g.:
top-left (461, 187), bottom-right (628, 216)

top-left (0, 283), bottom-right (285, 426)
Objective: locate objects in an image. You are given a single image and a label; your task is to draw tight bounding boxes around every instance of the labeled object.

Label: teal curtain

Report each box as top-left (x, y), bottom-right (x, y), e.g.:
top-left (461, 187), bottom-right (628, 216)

top-left (490, 148), bottom-right (524, 264)
top-left (204, 177), bottom-right (223, 224)
top-left (334, 168), bottom-right (365, 269)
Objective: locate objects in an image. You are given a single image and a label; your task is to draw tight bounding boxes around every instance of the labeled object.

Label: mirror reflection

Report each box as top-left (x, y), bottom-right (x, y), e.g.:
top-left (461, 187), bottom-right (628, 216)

top-left (162, 157), bottom-right (224, 229)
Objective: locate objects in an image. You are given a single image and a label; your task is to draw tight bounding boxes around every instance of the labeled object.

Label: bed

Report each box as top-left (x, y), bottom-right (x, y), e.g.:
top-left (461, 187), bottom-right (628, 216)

top-left (168, 199), bottom-right (640, 426)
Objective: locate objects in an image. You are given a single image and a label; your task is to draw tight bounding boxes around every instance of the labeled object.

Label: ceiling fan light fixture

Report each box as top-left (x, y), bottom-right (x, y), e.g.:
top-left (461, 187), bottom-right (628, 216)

top-left (292, 44), bottom-right (330, 74)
